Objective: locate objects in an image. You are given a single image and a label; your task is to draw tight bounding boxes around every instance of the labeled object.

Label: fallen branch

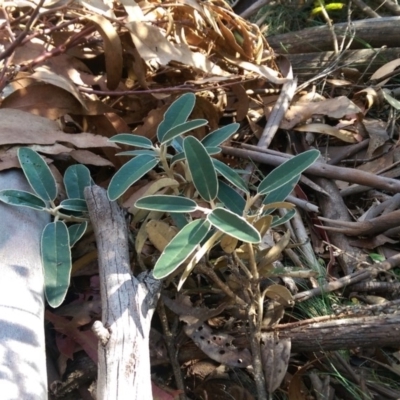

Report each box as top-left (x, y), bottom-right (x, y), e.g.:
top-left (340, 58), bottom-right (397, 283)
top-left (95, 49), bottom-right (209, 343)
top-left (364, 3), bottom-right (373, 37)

top-left (221, 145), bottom-right (400, 193)
top-left (268, 17), bottom-right (400, 53)
top-left (85, 186), bottom-right (162, 400)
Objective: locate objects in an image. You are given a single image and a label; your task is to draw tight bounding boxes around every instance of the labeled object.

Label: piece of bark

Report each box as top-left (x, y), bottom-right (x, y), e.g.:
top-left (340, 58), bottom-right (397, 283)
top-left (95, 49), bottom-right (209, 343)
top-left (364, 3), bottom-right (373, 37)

top-left (221, 146), bottom-right (400, 193)
top-left (277, 313), bottom-right (400, 352)
top-left (268, 17), bottom-right (400, 54)
top-left (0, 170), bottom-right (50, 400)
top-left (85, 186), bottom-right (162, 400)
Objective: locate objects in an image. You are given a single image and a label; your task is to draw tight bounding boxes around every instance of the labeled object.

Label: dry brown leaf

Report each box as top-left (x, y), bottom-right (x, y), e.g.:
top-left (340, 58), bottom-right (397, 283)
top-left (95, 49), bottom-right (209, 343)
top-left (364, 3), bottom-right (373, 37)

top-left (69, 150), bottom-right (114, 166)
top-left (0, 109), bottom-right (118, 149)
top-left (184, 323), bottom-right (252, 368)
top-left (146, 220), bottom-right (178, 252)
top-left (264, 284), bottom-right (294, 307)
top-left (363, 119), bottom-right (390, 158)
top-left (31, 66), bottom-right (88, 109)
top-left (294, 123), bottom-right (358, 143)
top-left (220, 234), bottom-right (238, 254)
top-left (258, 230), bottom-right (291, 270)
top-left (86, 14), bottom-right (123, 90)
top-left (1, 84), bottom-right (84, 119)
top-left (281, 96), bottom-right (362, 129)
top-left (126, 21), bottom-right (228, 76)
top-left (230, 84), bottom-right (249, 121)
top-left (261, 332), bottom-right (291, 393)
top-left (371, 58), bottom-right (400, 87)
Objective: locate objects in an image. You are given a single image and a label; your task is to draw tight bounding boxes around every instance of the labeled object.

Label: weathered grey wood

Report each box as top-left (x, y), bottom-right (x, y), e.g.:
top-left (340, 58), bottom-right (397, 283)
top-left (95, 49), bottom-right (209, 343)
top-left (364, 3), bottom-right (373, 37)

top-left (85, 185), bottom-right (162, 400)
top-left (0, 170), bottom-right (49, 399)
top-left (268, 17), bottom-right (400, 53)
top-left (286, 47), bottom-right (400, 80)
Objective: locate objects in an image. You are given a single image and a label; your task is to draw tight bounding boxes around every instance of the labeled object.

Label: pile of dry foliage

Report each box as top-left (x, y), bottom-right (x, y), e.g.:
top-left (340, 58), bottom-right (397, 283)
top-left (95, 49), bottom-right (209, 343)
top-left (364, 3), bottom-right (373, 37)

top-left (2, 0), bottom-right (400, 399)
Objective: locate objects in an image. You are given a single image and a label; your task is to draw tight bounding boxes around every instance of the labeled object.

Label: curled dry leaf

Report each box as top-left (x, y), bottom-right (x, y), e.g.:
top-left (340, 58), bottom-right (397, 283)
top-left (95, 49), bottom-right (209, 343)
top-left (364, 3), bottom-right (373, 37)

top-left (146, 220), bottom-right (178, 252)
top-left (85, 14), bottom-right (123, 90)
top-left (31, 66), bottom-right (88, 110)
top-left (370, 58), bottom-right (400, 86)
top-left (127, 21), bottom-right (228, 76)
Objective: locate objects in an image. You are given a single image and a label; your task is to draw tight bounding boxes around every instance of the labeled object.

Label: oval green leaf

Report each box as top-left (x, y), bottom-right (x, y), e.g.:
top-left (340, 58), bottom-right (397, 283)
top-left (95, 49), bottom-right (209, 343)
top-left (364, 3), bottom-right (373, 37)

top-left (135, 195), bottom-right (198, 213)
top-left (271, 209), bottom-right (296, 227)
top-left (262, 175), bottom-right (300, 214)
top-left (201, 123), bottom-right (239, 147)
top-left (0, 189), bottom-right (47, 210)
top-left (18, 147), bottom-right (57, 202)
top-left (109, 134), bottom-right (153, 149)
top-left (64, 164), bottom-right (92, 200)
top-left (212, 158), bottom-right (249, 193)
top-left (161, 119), bottom-right (208, 144)
top-left (207, 208), bottom-right (261, 243)
top-left (60, 198), bottom-right (88, 212)
top-left (68, 222), bottom-right (88, 247)
top-left (153, 219), bottom-right (210, 279)
top-left (216, 180), bottom-right (245, 216)
top-left (108, 154), bottom-right (158, 201)
top-left (42, 221), bottom-right (72, 307)
top-left (258, 149), bottom-right (320, 195)
top-left (184, 136), bottom-right (218, 202)
top-left (117, 150), bottom-right (159, 157)
top-left (157, 93), bottom-right (196, 142)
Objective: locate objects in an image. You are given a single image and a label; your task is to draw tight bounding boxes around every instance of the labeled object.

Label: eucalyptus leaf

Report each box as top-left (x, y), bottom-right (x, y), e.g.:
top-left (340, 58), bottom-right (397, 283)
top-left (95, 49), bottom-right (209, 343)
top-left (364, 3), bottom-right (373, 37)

top-left (153, 219), bottom-right (210, 279)
top-left (135, 195), bottom-right (198, 213)
top-left (258, 150), bottom-right (319, 195)
top-left (157, 93), bottom-right (196, 142)
top-left (207, 208), bottom-right (261, 243)
top-left (60, 199), bottom-right (88, 212)
top-left (0, 189), bottom-right (47, 210)
top-left (184, 136), bottom-right (218, 202)
top-left (212, 158), bottom-right (249, 193)
top-left (18, 147), bottom-right (57, 202)
top-left (217, 180), bottom-right (245, 216)
top-left (64, 164), bottom-right (92, 200)
top-left (108, 154), bottom-right (158, 201)
top-left (161, 119), bottom-right (208, 144)
top-left (109, 134), bottom-right (153, 149)
top-left (41, 221), bottom-right (72, 307)
top-left (201, 123), bottom-right (239, 147)
top-left (68, 222), bottom-right (88, 247)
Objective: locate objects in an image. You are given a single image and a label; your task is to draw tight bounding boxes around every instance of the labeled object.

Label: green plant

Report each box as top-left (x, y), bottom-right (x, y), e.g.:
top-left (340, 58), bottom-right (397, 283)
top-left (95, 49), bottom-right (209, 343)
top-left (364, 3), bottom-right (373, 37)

top-left (0, 148), bottom-right (90, 307)
top-left (107, 92), bottom-right (320, 288)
